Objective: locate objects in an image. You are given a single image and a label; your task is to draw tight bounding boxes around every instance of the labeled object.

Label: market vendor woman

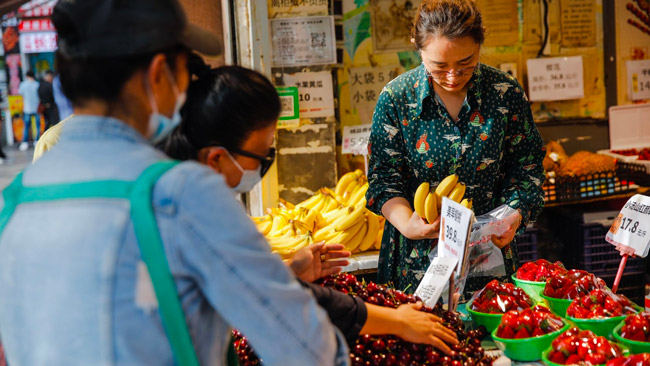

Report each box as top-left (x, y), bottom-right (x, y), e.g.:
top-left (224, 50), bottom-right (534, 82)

top-left (366, 0), bottom-right (545, 294)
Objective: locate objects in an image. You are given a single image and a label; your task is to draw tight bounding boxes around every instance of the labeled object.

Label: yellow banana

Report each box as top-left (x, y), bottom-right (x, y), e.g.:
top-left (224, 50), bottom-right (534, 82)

top-left (251, 215), bottom-right (270, 223)
top-left (335, 171), bottom-right (358, 196)
top-left (295, 193), bottom-right (321, 209)
top-left (343, 218), bottom-right (368, 252)
top-left (277, 198), bottom-right (295, 210)
top-left (323, 196), bottom-right (339, 212)
top-left (348, 182), bottom-right (368, 206)
top-left (424, 192), bottom-right (438, 224)
top-left (435, 174), bottom-right (458, 208)
top-left (268, 215), bottom-right (288, 237)
top-left (413, 182), bottom-right (430, 218)
top-left (373, 225), bottom-right (383, 250)
top-left (313, 227), bottom-right (338, 242)
top-left (460, 198), bottom-right (473, 209)
top-left (327, 218), bottom-right (365, 246)
top-left (333, 199), bottom-right (367, 231)
top-left (358, 212), bottom-right (379, 252)
top-left (256, 220), bottom-right (273, 235)
top-left (311, 193), bottom-right (328, 212)
top-left (448, 182), bottom-right (466, 203)
top-left (267, 234), bottom-right (305, 250)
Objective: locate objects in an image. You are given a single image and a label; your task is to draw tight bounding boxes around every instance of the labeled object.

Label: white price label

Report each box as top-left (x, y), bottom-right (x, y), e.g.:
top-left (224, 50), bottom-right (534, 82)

top-left (627, 60), bottom-right (650, 101)
top-left (415, 256), bottom-right (458, 308)
top-left (341, 124), bottom-right (372, 155)
top-left (606, 194), bottom-right (650, 258)
top-left (526, 56), bottom-right (584, 102)
top-left (438, 197), bottom-right (474, 276)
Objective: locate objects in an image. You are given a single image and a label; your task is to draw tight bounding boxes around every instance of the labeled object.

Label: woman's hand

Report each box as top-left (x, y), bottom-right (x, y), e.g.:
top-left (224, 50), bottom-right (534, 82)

top-left (402, 211), bottom-right (440, 240)
top-left (289, 242), bottom-right (351, 282)
top-left (491, 211), bottom-right (522, 248)
top-left (393, 302), bottom-right (458, 354)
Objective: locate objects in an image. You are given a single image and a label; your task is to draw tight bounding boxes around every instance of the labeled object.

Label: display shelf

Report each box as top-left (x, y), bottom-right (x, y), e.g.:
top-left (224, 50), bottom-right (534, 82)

top-left (544, 186), bottom-right (648, 207)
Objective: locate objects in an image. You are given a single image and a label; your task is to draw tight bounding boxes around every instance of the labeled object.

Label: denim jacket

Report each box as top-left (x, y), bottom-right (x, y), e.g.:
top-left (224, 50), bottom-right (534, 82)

top-left (0, 115), bottom-right (349, 366)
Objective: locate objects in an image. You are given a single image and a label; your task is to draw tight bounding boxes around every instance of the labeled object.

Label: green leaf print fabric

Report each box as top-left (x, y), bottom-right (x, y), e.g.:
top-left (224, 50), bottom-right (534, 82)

top-left (365, 63), bottom-right (546, 295)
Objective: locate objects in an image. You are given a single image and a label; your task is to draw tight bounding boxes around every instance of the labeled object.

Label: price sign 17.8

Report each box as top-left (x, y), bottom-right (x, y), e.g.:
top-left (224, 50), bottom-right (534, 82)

top-left (606, 194), bottom-right (650, 258)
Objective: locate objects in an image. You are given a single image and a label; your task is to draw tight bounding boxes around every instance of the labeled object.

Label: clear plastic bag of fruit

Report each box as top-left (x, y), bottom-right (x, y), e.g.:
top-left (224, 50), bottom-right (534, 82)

top-left (465, 204), bottom-right (519, 278)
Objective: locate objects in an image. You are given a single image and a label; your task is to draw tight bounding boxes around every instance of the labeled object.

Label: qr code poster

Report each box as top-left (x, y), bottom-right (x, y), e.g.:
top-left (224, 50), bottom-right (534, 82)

top-left (271, 16), bottom-right (337, 66)
top-left (275, 86), bottom-right (300, 128)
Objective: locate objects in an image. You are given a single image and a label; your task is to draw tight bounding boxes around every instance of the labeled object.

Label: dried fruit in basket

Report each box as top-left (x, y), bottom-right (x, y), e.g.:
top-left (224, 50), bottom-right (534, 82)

top-left (559, 151), bottom-right (616, 177)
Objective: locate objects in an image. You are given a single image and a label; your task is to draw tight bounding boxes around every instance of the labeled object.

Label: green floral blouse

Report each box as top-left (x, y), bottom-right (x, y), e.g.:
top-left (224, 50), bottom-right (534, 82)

top-left (366, 63), bottom-right (546, 295)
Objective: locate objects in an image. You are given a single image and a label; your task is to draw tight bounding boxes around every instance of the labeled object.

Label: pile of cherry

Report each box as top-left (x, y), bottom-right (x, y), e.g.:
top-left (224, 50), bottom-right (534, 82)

top-left (232, 273), bottom-right (495, 366)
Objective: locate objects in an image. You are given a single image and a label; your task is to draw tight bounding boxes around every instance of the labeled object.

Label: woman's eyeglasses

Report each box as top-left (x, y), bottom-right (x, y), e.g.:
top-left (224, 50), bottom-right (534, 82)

top-left (230, 147), bottom-right (276, 177)
top-left (427, 65), bottom-right (477, 79)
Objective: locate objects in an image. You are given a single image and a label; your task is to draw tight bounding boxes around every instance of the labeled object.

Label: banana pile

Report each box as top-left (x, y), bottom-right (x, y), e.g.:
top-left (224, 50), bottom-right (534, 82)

top-left (251, 169), bottom-right (384, 259)
top-left (413, 174), bottom-right (472, 224)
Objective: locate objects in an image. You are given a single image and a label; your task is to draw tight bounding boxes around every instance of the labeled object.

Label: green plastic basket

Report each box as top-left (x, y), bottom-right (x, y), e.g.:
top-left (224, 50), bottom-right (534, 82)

top-left (612, 322), bottom-right (650, 354)
top-left (512, 274), bottom-right (547, 304)
top-left (541, 343), bottom-right (630, 366)
top-left (566, 314), bottom-right (626, 338)
top-left (466, 299), bottom-right (504, 334)
top-left (492, 321), bottom-right (570, 362)
top-left (541, 293), bottom-right (573, 318)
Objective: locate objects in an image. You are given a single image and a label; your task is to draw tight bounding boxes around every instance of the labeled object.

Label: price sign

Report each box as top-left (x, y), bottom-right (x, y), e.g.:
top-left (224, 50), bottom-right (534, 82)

top-left (606, 194), bottom-right (650, 258)
top-left (627, 60), bottom-right (650, 101)
top-left (526, 56), bottom-right (584, 102)
top-left (341, 124), bottom-right (371, 155)
top-left (414, 256), bottom-right (458, 308)
top-left (438, 197), bottom-right (474, 276)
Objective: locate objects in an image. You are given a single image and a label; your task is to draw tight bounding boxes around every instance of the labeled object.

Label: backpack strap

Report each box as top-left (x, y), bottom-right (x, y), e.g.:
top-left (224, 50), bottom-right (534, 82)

top-left (0, 161), bottom-right (202, 366)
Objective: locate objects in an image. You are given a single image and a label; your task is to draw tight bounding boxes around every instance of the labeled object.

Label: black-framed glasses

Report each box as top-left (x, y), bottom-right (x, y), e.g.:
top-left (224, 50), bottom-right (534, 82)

top-left (428, 65), bottom-right (478, 79)
top-left (230, 147), bottom-right (276, 177)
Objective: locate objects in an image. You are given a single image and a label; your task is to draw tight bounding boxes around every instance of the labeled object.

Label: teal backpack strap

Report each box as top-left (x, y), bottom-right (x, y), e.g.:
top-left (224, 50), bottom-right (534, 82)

top-left (0, 172), bottom-right (25, 234)
top-left (130, 161), bottom-right (201, 366)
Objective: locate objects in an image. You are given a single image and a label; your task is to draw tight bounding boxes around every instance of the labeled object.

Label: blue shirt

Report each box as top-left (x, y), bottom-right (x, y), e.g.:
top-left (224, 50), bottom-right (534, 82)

top-left (53, 75), bottom-right (74, 120)
top-left (0, 115), bottom-right (348, 366)
top-left (18, 79), bottom-right (40, 114)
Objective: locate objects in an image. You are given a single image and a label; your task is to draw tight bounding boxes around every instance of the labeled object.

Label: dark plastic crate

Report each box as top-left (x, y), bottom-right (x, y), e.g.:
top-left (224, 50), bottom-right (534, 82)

top-left (617, 161), bottom-right (650, 187)
top-left (542, 171), bottom-right (634, 204)
top-left (516, 227), bottom-right (539, 265)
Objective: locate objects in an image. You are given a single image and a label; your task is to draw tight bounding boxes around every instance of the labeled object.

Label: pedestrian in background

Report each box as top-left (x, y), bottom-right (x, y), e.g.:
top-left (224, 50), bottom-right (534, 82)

top-left (53, 73), bottom-right (73, 121)
top-left (17, 70), bottom-right (40, 151)
top-left (38, 70), bottom-right (60, 130)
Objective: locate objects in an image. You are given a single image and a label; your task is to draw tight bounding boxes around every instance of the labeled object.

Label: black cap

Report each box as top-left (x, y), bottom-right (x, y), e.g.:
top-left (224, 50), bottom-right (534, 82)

top-left (52, 0), bottom-right (222, 59)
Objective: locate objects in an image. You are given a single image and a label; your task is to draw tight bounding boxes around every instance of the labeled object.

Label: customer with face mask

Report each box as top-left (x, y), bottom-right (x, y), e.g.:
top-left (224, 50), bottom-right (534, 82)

top-left (0, 1), bottom-right (348, 365)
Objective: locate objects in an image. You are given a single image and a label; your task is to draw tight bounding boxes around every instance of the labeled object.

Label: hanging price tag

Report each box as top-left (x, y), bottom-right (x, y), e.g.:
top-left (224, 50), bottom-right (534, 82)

top-left (438, 197), bottom-right (474, 276)
top-left (606, 194), bottom-right (650, 258)
top-left (414, 256), bottom-right (458, 308)
top-left (341, 124), bottom-right (372, 155)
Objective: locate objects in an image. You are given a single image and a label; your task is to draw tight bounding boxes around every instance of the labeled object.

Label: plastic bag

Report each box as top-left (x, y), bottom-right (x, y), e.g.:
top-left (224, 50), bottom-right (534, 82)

top-left (468, 279), bottom-right (534, 313)
top-left (465, 204), bottom-right (520, 278)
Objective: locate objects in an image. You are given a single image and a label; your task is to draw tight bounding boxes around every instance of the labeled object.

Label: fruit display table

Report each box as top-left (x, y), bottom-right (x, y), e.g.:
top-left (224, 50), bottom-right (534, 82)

top-left (341, 251), bottom-right (380, 273)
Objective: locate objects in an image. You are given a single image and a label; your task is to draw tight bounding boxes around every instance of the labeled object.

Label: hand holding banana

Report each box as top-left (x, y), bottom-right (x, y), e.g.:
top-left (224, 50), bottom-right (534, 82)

top-left (413, 174), bottom-right (472, 225)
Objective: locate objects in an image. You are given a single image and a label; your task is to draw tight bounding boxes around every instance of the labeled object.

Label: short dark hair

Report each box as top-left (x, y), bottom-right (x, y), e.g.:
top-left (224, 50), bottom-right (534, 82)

top-left (26, 70), bottom-right (35, 78)
top-left (56, 45), bottom-right (186, 107)
top-left (412, 0), bottom-right (485, 50)
top-left (44, 70), bottom-right (54, 76)
top-left (161, 56), bottom-right (280, 161)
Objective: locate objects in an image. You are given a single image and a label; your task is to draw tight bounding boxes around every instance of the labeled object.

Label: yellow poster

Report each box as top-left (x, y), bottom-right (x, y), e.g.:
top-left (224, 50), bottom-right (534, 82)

top-left (560, 0), bottom-right (596, 47)
top-left (476, 0), bottom-right (519, 47)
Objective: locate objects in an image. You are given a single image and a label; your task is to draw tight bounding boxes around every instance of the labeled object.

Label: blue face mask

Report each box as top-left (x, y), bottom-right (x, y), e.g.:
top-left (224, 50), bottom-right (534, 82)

top-left (224, 150), bottom-right (263, 193)
top-left (145, 63), bottom-right (186, 144)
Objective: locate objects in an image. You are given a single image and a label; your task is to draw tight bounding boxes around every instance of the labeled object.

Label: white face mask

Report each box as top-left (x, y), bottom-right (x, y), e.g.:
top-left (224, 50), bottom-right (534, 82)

top-left (145, 63), bottom-right (186, 144)
top-left (224, 149), bottom-right (263, 193)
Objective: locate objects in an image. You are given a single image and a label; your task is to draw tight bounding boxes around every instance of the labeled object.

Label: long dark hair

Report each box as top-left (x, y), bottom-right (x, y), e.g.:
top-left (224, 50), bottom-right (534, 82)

top-left (161, 55), bottom-right (280, 160)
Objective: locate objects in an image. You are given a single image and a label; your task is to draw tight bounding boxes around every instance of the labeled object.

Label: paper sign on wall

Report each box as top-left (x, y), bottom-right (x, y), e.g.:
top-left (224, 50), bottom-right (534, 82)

top-left (527, 56), bottom-right (584, 102)
top-left (341, 123), bottom-right (371, 155)
top-left (349, 65), bottom-right (402, 123)
top-left (267, 0), bottom-right (329, 19)
top-left (271, 16), bottom-right (336, 66)
top-left (606, 194), bottom-right (650, 258)
top-left (626, 60), bottom-right (650, 101)
top-left (282, 71), bottom-right (335, 118)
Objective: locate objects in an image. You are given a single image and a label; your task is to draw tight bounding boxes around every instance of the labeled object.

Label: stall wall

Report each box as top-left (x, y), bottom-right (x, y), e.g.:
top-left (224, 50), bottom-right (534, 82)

top-left (178, 0), bottom-right (225, 67)
top-left (615, 0), bottom-right (650, 105)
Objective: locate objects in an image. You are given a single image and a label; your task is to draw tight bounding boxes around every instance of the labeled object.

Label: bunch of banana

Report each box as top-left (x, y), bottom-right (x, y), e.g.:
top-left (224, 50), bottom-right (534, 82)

top-left (334, 169), bottom-right (368, 206)
top-left (268, 232), bottom-right (313, 259)
top-left (413, 174), bottom-right (472, 224)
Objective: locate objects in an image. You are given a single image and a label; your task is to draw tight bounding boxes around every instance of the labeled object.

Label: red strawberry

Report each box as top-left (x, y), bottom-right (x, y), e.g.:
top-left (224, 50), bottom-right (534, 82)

top-left (532, 328), bottom-right (545, 337)
top-left (585, 353), bottom-right (606, 365)
top-left (549, 351), bottom-right (566, 364)
top-left (498, 325), bottom-right (516, 339)
top-left (566, 354), bottom-right (583, 365)
top-left (630, 330), bottom-right (647, 342)
top-left (514, 327), bottom-right (531, 339)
